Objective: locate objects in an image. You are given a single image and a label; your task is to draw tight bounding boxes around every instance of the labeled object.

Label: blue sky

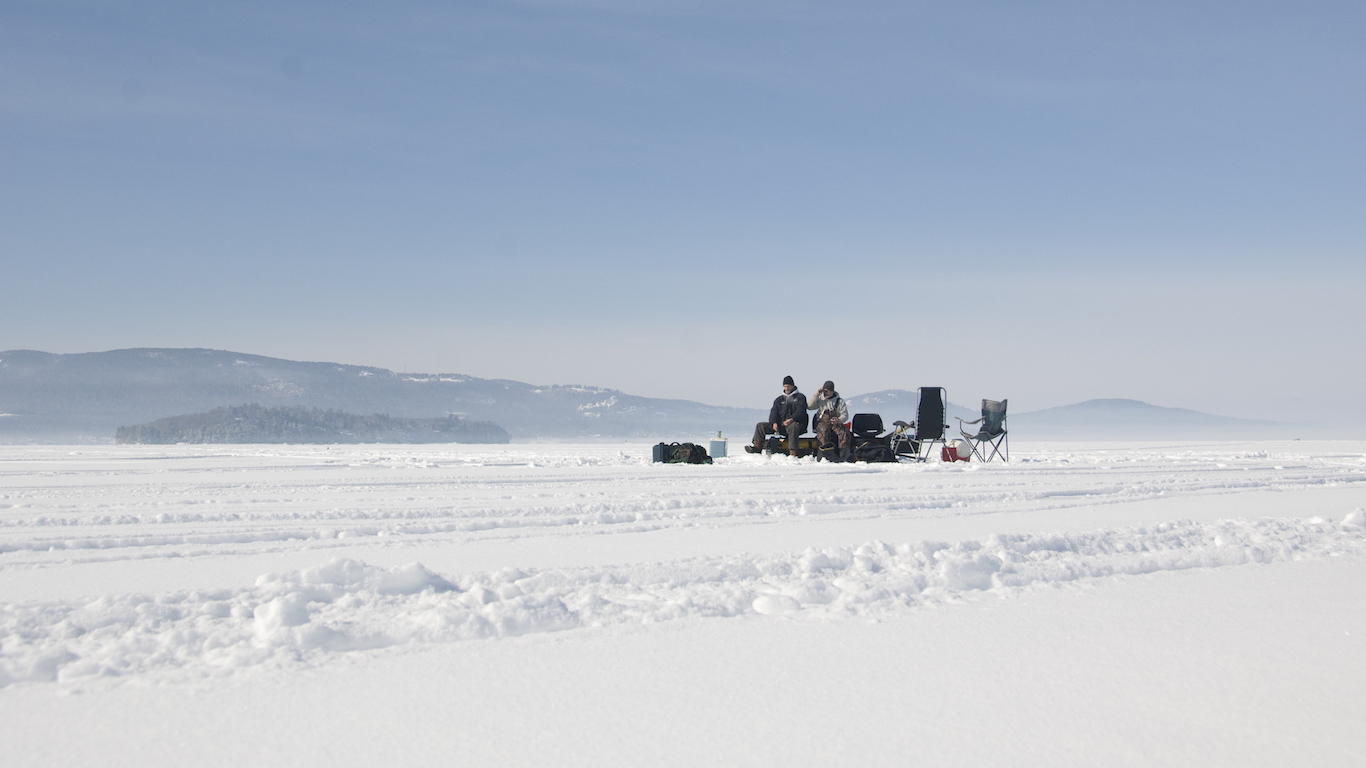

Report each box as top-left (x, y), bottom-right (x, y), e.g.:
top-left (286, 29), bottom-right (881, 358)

top-left (2, 1), bottom-right (1363, 421)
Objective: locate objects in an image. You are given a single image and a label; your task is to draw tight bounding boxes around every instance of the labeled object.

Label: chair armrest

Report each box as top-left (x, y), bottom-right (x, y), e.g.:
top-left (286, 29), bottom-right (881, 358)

top-left (956, 416), bottom-right (984, 425)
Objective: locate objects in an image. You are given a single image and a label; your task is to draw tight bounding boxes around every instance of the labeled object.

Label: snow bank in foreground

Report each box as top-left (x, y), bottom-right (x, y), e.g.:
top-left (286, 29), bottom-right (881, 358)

top-left (3, 515), bottom-right (1362, 687)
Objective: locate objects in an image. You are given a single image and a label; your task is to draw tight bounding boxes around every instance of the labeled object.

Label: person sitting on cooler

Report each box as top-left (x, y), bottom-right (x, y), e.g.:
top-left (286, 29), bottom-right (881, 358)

top-left (747, 375), bottom-right (808, 455)
top-left (808, 380), bottom-right (851, 461)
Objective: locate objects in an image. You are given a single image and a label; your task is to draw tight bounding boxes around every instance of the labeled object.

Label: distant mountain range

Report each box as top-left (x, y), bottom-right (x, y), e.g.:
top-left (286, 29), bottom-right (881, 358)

top-left (0, 349), bottom-right (762, 442)
top-left (0, 348), bottom-right (1312, 443)
top-left (849, 391), bottom-right (1301, 440)
top-left (1008, 398), bottom-right (1298, 440)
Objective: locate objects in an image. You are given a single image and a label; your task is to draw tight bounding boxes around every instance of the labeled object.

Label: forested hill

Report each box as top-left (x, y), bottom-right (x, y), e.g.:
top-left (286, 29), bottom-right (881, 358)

top-left (115, 404), bottom-right (510, 445)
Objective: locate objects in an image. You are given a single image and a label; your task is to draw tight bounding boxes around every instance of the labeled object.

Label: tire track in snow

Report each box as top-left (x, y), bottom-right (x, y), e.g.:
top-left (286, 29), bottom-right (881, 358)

top-left (3, 468), bottom-right (1361, 559)
top-left (4, 513), bottom-right (1363, 688)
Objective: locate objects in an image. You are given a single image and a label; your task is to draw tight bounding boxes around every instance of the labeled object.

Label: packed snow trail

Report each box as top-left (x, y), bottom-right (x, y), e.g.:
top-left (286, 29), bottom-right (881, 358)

top-left (4, 514), bottom-right (1362, 687)
top-left (2, 443), bottom-right (1363, 568)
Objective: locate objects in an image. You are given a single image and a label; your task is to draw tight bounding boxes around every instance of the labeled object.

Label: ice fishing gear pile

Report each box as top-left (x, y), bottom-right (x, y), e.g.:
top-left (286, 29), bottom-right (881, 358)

top-left (758, 387), bottom-right (1007, 463)
top-left (655, 388), bottom-right (1008, 465)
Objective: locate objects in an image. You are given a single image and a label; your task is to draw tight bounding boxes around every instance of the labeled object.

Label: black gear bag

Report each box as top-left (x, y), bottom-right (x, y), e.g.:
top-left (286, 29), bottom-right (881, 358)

top-left (652, 442), bottom-right (713, 464)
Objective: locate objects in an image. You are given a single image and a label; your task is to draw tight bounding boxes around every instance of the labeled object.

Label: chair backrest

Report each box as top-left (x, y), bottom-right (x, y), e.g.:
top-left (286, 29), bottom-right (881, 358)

top-left (981, 399), bottom-right (1007, 436)
top-left (917, 387), bottom-right (946, 440)
top-left (851, 413), bottom-right (883, 437)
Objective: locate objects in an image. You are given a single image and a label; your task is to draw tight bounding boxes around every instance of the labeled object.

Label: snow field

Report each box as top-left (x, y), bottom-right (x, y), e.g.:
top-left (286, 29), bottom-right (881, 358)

top-left (2, 442), bottom-right (1362, 569)
top-left (3, 514), bottom-right (1363, 687)
top-left (1, 441), bottom-right (1365, 766)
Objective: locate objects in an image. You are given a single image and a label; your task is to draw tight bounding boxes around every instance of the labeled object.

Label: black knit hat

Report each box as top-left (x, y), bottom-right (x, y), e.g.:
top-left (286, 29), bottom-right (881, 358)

top-left (822, 380), bottom-right (835, 392)
top-left (782, 375), bottom-right (795, 387)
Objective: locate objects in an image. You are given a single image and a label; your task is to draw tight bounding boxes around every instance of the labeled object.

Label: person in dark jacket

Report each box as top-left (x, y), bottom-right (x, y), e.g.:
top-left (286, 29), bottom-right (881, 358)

top-left (747, 376), bottom-right (808, 455)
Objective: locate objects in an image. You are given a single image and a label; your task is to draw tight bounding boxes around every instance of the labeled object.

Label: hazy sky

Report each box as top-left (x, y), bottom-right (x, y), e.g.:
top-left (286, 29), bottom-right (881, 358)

top-left (3, 1), bottom-right (1363, 421)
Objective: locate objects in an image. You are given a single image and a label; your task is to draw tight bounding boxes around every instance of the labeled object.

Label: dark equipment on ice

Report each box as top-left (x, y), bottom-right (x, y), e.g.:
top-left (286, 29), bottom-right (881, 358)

top-left (956, 399), bottom-right (1009, 462)
top-left (850, 413), bottom-right (885, 441)
top-left (652, 442), bottom-right (713, 464)
top-left (765, 412), bottom-right (895, 463)
top-left (850, 413), bottom-right (897, 463)
top-left (769, 426), bottom-right (858, 461)
top-left (764, 431), bottom-right (823, 457)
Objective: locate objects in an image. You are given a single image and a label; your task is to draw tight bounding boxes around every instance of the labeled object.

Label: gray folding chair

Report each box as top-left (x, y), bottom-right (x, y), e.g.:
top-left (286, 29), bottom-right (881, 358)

top-left (956, 399), bottom-right (1008, 462)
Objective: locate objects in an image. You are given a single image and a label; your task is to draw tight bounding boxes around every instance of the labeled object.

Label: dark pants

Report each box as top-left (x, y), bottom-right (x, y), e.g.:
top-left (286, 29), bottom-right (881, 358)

top-left (815, 415), bottom-right (851, 450)
top-left (753, 421), bottom-right (802, 452)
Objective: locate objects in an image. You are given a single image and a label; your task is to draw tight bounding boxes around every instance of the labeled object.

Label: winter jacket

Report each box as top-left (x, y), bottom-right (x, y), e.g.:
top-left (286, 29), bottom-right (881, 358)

top-left (807, 391), bottom-right (849, 424)
top-left (768, 391), bottom-right (809, 432)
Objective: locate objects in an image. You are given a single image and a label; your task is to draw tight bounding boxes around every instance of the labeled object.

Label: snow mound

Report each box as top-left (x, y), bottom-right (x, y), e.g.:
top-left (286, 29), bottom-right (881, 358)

top-left (3, 517), bottom-right (1362, 687)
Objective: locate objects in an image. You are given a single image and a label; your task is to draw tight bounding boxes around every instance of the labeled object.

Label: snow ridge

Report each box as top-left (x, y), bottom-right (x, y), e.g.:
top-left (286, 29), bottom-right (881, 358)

top-left (3, 515), bottom-right (1362, 687)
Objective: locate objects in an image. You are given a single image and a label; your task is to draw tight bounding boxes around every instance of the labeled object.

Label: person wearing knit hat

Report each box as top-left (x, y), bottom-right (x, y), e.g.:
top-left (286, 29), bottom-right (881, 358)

top-left (807, 380), bottom-right (851, 461)
top-left (747, 376), bottom-right (808, 455)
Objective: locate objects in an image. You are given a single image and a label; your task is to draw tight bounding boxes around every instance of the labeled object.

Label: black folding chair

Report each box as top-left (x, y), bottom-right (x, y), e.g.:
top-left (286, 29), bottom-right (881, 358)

top-left (887, 388), bottom-right (949, 462)
top-left (957, 399), bottom-right (1008, 462)
top-left (910, 387), bottom-right (949, 461)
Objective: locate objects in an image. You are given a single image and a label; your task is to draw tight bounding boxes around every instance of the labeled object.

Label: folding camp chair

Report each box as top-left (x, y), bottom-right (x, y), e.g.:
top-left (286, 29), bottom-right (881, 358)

top-left (886, 388), bottom-right (949, 462)
top-left (909, 387), bottom-right (950, 461)
top-left (887, 420), bottom-right (917, 458)
top-left (956, 399), bottom-right (1008, 462)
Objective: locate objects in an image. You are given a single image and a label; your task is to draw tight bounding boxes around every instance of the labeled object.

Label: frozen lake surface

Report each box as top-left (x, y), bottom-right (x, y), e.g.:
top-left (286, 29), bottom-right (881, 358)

top-left (2, 441), bottom-right (1364, 766)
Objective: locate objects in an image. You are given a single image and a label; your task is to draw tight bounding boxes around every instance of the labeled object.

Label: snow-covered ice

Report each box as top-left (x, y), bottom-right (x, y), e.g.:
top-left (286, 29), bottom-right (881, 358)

top-left (1, 441), bottom-right (1364, 766)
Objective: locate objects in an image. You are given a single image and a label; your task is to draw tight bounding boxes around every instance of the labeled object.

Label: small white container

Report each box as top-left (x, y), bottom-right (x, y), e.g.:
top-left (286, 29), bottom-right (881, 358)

top-left (709, 431), bottom-right (727, 459)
